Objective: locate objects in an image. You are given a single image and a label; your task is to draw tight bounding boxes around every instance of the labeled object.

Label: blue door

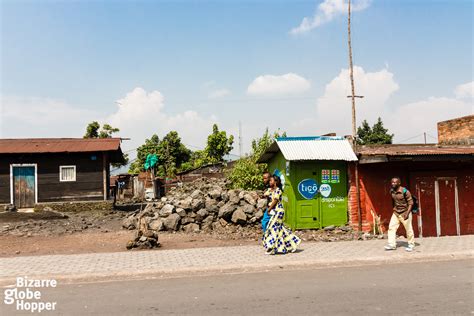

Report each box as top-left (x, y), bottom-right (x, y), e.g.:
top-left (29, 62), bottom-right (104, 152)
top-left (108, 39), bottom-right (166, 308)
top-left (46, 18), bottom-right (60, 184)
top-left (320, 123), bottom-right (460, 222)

top-left (13, 166), bottom-right (36, 208)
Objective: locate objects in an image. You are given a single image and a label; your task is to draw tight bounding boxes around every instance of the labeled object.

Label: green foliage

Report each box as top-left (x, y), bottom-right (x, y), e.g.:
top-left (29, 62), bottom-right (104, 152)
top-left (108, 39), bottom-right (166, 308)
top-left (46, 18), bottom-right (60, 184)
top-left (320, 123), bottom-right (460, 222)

top-left (357, 117), bottom-right (393, 145)
top-left (205, 124), bottom-right (234, 163)
top-left (129, 132), bottom-right (191, 178)
top-left (180, 150), bottom-right (211, 172)
top-left (84, 121), bottom-right (120, 139)
top-left (157, 131), bottom-right (191, 177)
top-left (99, 124), bottom-right (120, 138)
top-left (84, 121), bottom-right (128, 168)
top-left (251, 128), bottom-right (287, 161)
top-left (228, 128), bottom-right (286, 190)
top-left (129, 134), bottom-right (161, 174)
top-left (84, 121), bottom-right (100, 138)
top-left (179, 125), bottom-right (234, 173)
top-left (227, 157), bottom-right (266, 190)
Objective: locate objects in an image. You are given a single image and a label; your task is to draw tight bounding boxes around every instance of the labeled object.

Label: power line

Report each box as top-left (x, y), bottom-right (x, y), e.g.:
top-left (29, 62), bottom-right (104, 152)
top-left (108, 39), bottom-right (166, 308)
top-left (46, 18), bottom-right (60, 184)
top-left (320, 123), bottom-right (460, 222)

top-left (397, 133), bottom-right (424, 143)
top-left (166, 95), bottom-right (321, 105)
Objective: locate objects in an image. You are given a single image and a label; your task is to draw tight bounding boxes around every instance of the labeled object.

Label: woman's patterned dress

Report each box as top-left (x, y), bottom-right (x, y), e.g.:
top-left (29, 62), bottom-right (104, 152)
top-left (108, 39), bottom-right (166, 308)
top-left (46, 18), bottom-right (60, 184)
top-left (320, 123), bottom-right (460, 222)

top-left (262, 188), bottom-right (301, 254)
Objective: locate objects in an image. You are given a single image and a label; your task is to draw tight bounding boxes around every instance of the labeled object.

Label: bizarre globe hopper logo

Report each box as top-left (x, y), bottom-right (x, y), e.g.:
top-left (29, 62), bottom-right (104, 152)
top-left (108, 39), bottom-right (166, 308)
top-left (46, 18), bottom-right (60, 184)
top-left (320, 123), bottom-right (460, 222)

top-left (298, 178), bottom-right (319, 200)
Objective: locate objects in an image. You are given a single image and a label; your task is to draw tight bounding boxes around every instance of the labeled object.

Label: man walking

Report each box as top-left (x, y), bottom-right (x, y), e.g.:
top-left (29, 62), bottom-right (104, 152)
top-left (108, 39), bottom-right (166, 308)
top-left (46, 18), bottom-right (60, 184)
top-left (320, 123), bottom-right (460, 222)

top-left (385, 177), bottom-right (415, 252)
top-left (261, 171), bottom-right (271, 233)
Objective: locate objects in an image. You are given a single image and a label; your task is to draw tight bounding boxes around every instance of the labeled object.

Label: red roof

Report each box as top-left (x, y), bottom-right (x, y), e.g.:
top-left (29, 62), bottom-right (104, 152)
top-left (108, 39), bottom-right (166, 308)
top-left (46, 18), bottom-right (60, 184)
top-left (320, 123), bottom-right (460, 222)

top-left (0, 138), bottom-right (122, 154)
top-left (357, 144), bottom-right (474, 156)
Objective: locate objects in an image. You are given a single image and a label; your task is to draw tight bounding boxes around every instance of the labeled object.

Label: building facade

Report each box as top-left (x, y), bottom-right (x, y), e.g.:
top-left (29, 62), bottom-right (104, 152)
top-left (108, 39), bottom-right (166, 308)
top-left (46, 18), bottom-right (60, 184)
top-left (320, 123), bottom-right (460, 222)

top-left (349, 144), bottom-right (474, 237)
top-left (0, 138), bottom-right (125, 208)
top-left (258, 136), bottom-right (357, 230)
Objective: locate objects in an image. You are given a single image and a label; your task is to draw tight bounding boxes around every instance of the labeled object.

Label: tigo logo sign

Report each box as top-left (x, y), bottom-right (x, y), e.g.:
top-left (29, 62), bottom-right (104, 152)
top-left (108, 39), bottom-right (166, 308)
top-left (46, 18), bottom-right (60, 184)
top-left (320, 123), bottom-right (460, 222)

top-left (298, 179), bottom-right (318, 200)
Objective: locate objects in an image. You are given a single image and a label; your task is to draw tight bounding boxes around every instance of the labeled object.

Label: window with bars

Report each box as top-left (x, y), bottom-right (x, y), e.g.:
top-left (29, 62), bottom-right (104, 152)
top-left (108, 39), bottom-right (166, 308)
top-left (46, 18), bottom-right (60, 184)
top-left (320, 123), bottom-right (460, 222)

top-left (59, 166), bottom-right (76, 182)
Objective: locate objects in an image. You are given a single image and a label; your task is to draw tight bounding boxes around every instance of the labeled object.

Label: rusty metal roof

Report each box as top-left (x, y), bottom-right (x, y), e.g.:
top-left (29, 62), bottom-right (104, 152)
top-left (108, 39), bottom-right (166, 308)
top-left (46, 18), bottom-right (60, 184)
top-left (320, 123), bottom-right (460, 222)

top-left (258, 136), bottom-right (358, 163)
top-left (0, 138), bottom-right (123, 154)
top-left (357, 144), bottom-right (474, 156)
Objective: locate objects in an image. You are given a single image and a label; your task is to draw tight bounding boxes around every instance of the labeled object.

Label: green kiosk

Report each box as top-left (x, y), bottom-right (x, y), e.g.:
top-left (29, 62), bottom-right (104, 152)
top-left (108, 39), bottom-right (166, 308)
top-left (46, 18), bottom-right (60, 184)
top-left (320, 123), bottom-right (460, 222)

top-left (257, 136), bottom-right (358, 230)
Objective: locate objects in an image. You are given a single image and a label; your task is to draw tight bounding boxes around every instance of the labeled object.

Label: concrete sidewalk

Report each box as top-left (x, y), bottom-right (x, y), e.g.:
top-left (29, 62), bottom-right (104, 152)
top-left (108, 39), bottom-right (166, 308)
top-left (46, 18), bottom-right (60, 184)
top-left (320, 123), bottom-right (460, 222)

top-left (0, 236), bottom-right (472, 284)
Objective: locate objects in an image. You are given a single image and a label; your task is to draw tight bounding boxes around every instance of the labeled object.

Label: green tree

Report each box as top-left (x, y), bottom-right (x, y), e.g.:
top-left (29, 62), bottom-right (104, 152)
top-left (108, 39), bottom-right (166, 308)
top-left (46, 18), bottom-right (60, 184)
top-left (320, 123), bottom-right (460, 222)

top-left (99, 124), bottom-right (120, 138)
top-left (227, 157), bottom-right (264, 190)
top-left (205, 124), bottom-right (234, 163)
top-left (84, 121), bottom-right (120, 139)
top-left (84, 121), bottom-right (128, 167)
top-left (180, 150), bottom-right (211, 171)
top-left (357, 117), bottom-right (393, 145)
top-left (251, 128), bottom-right (287, 161)
top-left (228, 128), bottom-right (286, 190)
top-left (129, 134), bottom-right (161, 174)
top-left (180, 125), bottom-right (234, 172)
top-left (157, 131), bottom-right (191, 177)
top-left (84, 121), bottom-right (100, 138)
top-left (130, 132), bottom-right (191, 177)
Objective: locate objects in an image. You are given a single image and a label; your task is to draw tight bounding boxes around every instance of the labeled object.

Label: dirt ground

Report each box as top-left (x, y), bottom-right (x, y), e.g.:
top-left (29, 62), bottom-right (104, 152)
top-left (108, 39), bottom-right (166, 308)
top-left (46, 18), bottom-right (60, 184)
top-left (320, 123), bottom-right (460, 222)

top-left (0, 231), bottom-right (260, 257)
top-left (0, 209), bottom-right (260, 257)
top-left (0, 209), bottom-right (360, 257)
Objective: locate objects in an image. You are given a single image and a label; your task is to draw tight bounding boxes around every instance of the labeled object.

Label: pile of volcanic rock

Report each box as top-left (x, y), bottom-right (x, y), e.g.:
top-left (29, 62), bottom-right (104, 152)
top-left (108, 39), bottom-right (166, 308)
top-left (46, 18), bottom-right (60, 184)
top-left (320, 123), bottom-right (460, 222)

top-left (122, 178), bottom-right (267, 235)
top-left (126, 215), bottom-right (161, 249)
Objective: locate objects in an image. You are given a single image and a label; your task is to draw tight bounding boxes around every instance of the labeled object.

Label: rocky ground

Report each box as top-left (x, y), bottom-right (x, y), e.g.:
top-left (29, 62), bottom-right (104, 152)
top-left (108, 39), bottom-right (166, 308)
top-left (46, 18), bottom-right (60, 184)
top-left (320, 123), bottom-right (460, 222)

top-left (0, 178), bottom-right (380, 257)
top-left (0, 208), bottom-right (126, 237)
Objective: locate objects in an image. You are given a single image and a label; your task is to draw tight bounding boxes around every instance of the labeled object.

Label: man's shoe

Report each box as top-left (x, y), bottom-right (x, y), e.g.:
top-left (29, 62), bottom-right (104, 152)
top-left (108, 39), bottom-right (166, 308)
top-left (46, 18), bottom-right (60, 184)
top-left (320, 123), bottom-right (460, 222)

top-left (384, 245), bottom-right (396, 251)
top-left (405, 245), bottom-right (415, 252)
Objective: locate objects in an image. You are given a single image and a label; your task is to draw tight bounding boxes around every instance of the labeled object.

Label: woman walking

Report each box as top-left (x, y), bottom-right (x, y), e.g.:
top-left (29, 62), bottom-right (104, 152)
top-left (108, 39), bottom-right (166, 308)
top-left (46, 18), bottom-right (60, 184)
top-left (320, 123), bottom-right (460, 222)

top-left (262, 175), bottom-right (301, 255)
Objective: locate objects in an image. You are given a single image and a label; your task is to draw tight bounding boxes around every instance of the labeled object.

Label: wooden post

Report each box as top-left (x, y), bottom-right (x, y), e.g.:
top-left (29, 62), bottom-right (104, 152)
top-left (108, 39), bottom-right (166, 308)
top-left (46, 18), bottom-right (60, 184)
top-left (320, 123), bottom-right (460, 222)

top-left (103, 152), bottom-right (108, 201)
top-left (151, 167), bottom-right (156, 200)
top-left (348, 0), bottom-right (357, 139)
top-left (348, 0), bottom-right (362, 232)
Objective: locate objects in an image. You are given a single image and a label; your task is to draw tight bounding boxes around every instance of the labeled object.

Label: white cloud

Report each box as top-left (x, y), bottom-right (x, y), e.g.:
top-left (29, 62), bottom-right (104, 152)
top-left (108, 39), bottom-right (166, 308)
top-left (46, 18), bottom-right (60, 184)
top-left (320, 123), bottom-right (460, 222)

top-left (0, 96), bottom-right (98, 138)
top-left (290, 0), bottom-right (371, 35)
top-left (247, 73), bottom-right (311, 97)
top-left (208, 88), bottom-right (231, 99)
top-left (454, 81), bottom-right (474, 99)
top-left (201, 81), bottom-right (231, 99)
top-left (290, 66), bottom-right (473, 143)
top-left (107, 87), bottom-right (217, 150)
top-left (299, 66), bottom-right (399, 135)
top-left (1, 88), bottom-right (218, 152)
top-left (387, 97), bottom-right (472, 143)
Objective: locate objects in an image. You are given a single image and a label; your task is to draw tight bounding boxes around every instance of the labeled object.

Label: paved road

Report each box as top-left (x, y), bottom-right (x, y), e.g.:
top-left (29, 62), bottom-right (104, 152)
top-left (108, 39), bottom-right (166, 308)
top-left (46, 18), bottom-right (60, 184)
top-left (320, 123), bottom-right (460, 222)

top-left (1, 236), bottom-right (472, 284)
top-left (2, 259), bottom-right (472, 315)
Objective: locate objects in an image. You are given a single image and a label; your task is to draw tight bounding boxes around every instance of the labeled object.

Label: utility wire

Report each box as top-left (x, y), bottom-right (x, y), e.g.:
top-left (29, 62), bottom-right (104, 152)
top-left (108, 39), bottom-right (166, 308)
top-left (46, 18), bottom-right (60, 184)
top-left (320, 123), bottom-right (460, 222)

top-left (397, 133), bottom-right (424, 144)
top-left (169, 95), bottom-right (320, 104)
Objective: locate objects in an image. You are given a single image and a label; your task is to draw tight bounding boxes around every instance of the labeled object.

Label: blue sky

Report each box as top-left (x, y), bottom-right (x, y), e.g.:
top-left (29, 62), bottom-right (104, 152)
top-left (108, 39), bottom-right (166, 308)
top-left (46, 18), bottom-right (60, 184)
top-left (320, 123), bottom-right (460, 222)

top-left (1, 0), bottom-right (473, 156)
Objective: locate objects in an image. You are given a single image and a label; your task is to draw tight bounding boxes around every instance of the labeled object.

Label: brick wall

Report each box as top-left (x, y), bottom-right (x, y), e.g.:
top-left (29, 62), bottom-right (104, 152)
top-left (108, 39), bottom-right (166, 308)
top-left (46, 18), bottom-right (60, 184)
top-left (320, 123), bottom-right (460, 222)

top-left (347, 164), bottom-right (372, 232)
top-left (438, 115), bottom-right (474, 145)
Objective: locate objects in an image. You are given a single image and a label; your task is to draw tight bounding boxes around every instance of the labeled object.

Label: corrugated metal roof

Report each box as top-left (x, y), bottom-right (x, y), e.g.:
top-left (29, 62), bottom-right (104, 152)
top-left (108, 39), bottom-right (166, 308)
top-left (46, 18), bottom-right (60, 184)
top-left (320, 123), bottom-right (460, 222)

top-left (258, 136), bottom-right (358, 162)
top-left (357, 144), bottom-right (474, 156)
top-left (0, 138), bottom-right (122, 154)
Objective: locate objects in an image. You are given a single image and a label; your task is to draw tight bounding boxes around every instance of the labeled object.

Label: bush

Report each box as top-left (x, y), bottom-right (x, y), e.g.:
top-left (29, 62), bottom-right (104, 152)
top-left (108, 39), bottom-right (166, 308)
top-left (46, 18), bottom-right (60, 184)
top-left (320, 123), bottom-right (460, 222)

top-left (227, 128), bottom-right (286, 190)
top-left (227, 157), bottom-right (266, 190)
